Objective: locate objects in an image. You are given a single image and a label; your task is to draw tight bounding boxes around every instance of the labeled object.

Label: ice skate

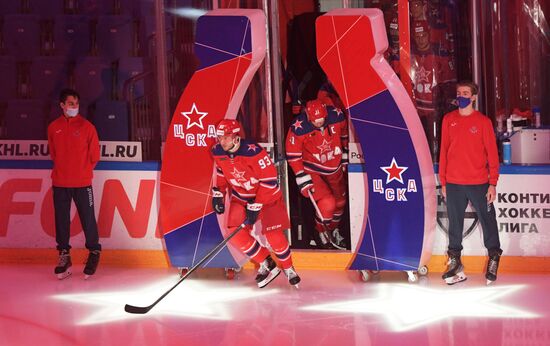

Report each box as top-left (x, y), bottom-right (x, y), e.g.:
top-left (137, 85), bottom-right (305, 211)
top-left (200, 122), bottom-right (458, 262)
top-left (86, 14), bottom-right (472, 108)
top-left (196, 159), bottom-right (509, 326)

top-left (318, 231), bottom-right (336, 250)
top-left (83, 250), bottom-right (101, 279)
top-left (329, 228), bottom-right (347, 250)
top-left (485, 251), bottom-right (502, 285)
top-left (255, 256), bottom-right (280, 288)
top-left (442, 251), bottom-right (467, 285)
top-left (54, 249), bottom-right (72, 280)
top-left (283, 266), bottom-right (301, 288)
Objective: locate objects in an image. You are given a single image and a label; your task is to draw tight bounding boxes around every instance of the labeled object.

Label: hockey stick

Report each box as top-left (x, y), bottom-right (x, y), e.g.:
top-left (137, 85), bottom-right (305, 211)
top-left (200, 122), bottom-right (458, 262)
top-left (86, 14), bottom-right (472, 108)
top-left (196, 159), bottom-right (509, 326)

top-left (290, 70), bottom-right (313, 113)
top-left (307, 190), bottom-right (346, 250)
top-left (124, 223), bottom-right (246, 314)
top-left (307, 189), bottom-right (323, 220)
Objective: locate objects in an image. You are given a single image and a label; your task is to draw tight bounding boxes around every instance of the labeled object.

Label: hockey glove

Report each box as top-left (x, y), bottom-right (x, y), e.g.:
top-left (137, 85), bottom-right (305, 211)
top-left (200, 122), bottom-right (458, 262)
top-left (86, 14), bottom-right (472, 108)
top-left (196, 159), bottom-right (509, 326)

top-left (295, 172), bottom-right (314, 197)
top-left (245, 203), bottom-right (263, 225)
top-left (341, 149), bottom-right (349, 172)
top-left (341, 149), bottom-right (349, 165)
top-left (211, 187), bottom-right (225, 214)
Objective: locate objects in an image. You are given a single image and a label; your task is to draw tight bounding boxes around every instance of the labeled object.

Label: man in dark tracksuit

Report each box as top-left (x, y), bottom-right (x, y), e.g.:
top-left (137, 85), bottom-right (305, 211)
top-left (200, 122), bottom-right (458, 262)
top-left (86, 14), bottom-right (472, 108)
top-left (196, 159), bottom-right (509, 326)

top-left (47, 88), bottom-right (101, 279)
top-left (439, 81), bottom-right (502, 285)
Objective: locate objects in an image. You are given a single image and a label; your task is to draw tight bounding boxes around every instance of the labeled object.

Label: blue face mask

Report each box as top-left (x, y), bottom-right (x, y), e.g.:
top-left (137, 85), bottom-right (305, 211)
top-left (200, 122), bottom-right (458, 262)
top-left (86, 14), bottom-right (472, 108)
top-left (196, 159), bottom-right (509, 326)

top-left (457, 96), bottom-right (472, 109)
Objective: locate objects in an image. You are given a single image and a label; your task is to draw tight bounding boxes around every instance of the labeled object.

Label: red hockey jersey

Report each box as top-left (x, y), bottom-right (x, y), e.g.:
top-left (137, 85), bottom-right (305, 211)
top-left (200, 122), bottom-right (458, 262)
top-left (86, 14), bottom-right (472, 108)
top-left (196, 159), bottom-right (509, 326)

top-left (411, 49), bottom-right (456, 116)
top-left (286, 106), bottom-right (348, 176)
top-left (427, 1), bottom-right (455, 54)
top-left (212, 139), bottom-right (281, 205)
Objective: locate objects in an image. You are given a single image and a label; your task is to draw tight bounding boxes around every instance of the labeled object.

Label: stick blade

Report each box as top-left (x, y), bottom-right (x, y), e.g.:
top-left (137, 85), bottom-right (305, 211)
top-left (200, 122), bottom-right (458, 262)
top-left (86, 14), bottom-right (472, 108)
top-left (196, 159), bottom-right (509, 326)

top-left (124, 304), bottom-right (151, 314)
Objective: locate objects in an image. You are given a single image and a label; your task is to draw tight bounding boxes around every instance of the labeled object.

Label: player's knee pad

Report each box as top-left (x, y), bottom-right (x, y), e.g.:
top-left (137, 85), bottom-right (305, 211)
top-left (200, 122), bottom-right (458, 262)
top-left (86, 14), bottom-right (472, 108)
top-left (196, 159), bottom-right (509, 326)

top-left (240, 237), bottom-right (270, 262)
top-left (314, 213), bottom-right (332, 232)
top-left (334, 195), bottom-right (346, 210)
top-left (228, 225), bottom-right (252, 247)
top-left (264, 230), bottom-right (289, 250)
top-left (265, 231), bottom-right (292, 266)
top-left (316, 195), bottom-right (336, 219)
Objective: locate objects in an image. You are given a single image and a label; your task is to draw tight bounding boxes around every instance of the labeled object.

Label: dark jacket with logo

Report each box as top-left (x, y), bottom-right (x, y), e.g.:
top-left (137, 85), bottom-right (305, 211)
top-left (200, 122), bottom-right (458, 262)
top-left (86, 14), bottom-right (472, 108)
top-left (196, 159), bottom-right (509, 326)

top-left (47, 114), bottom-right (99, 187)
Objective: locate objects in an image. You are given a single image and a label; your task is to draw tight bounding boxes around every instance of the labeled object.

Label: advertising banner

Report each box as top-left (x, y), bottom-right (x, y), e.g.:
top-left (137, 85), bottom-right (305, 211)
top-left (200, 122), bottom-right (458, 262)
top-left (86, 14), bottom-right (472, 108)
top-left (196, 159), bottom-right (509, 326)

top-left (0, 140), bottom-right (142, 162)
top-left (0, 168), bottom-right (161, 250)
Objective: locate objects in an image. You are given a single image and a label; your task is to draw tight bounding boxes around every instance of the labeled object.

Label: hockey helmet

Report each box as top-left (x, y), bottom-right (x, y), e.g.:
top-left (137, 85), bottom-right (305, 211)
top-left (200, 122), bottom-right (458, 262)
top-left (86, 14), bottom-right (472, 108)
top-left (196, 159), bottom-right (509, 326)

top-left (216, 119), bottom-right (242, 137)
top-left (305, 100), bottom-right (328, 124)
top-left (413, 20), bottom-right (430, 36)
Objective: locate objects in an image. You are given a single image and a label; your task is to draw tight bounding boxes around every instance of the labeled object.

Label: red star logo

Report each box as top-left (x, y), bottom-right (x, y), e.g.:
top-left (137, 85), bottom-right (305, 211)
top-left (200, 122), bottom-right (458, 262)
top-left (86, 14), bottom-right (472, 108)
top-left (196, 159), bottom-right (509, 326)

top-left (292, 119), bottom-right (303, 130)
top-left (231, 167), bottom-right (247, 182)
top-left (247, 144), bottom-right (258, 152)
top-left (380, 158), bottom-right (408, 184)
top-left (181, 103), bottom-right (208, 130)
top-left (316, 139), bottom-right (332, 154)
top-left (415, 66), bottom-right (432, 84)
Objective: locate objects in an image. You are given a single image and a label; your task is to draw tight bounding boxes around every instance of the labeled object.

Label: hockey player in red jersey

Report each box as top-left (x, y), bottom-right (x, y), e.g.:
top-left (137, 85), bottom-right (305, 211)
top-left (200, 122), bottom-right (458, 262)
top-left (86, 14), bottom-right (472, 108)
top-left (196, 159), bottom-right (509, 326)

top-left (211, 119), bottom-right (300, 288)
top-left (427, 0), bottom-right (456, 55)
top-left (385, 12), bottom-right (400, 77)
top-left (411, 20), bottom-right (456, 159)
top-left (410, 0), bottom-right (428, 21)
top-left (285, 100), bottom-right (349, 250)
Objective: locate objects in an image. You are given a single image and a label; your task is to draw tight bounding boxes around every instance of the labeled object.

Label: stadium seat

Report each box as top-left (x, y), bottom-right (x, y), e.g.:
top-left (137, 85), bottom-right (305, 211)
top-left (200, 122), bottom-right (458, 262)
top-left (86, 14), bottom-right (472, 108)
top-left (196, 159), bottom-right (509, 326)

top-left (93, 99), bottom-right (129, 141)
top-left (54, 15), bottom-right (91, 59)
top-left (5, 99), bottom-right (48, 140)
top-left (0, 1), bottom-right (19, 15)
top-left (77, 0), bottom-right (102, 16)
top-left (3, 15), bottom-right (40, 59)
top-left (97, 15), bottom-right (133, 59)
top-left (73, 57), bottom-right (110, 104)
top-left (30, 56), bottom-right (68, 99)
top-left (79, 0), bottom-right (136, 16)
top-left (118, 56), bottom-right (145, 97)
top-left (0, 56), bottom-right (17, 101)
top-left (28, 0), bottom-right (64, 17)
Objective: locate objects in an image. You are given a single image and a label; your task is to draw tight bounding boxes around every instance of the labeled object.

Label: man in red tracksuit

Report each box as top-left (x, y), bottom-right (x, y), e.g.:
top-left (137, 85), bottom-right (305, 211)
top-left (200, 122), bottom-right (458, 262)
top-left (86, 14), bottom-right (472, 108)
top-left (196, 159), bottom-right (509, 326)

top-left (211, 119), bottom-right (300, 288)
top-left (47, 88), bottom-right (101, 280)
top-left (439, 81), bottom-right (502, 285)
top-left (285, 100), bottom-right (349, 250)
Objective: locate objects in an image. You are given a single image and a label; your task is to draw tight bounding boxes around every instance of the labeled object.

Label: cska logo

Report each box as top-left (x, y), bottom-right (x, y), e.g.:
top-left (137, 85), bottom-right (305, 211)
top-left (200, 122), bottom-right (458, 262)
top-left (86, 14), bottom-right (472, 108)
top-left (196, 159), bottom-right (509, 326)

top-left (173, 103), bottom-right (217, 147)
top-left (229, 167), bottom-right (258, 191)
top-left (181, 103), bottom-right (208, 129)
top-left (313, 139), bottom-right (341, 163)
top-left (372, 157), bottom-right (418, 202)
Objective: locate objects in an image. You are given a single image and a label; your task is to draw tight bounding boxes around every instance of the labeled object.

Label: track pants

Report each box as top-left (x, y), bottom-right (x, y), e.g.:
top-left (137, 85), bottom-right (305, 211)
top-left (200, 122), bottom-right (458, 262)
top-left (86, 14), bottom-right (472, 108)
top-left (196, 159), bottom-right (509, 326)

top-left (446, 183), bottom-right (501, 255)
top-left (53, 186), bottom-right (101, 252)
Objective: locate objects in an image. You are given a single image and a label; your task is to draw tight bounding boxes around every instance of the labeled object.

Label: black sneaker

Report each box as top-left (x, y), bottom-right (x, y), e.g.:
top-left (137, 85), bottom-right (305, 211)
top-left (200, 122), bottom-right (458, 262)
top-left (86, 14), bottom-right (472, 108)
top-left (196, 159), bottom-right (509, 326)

top-left (84, 250), bottom-right (101, 279)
